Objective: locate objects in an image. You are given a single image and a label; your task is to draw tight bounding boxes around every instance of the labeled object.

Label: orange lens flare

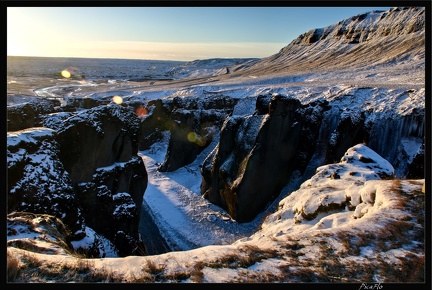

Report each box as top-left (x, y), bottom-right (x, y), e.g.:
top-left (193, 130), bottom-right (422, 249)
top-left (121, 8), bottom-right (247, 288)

top-left (136, 107), bottom-right (148, 118)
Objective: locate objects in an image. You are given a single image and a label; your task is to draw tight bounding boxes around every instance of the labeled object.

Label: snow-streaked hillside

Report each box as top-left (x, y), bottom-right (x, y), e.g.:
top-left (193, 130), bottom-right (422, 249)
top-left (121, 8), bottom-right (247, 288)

top-left (229, 7), bottom-right (425, 82)
top-left (165, 58), bottom-right (260, 79)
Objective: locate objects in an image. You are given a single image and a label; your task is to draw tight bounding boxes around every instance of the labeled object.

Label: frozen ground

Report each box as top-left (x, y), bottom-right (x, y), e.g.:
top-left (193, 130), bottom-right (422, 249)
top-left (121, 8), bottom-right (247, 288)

top-left (7, 141), bottom-right (425, 282)
top-left (6, 6), bottom-right (426, 282)
top-left (7, 49), bottom-right (425, 251)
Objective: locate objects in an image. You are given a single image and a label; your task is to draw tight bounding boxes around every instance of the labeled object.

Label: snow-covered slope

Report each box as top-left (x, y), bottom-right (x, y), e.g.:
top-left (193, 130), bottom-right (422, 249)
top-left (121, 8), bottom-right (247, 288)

top-left (230, 7), bottom-right (425, 83)
top-left (8, 144), bottom-right (425, 282)
top-left (166, 58), bottom-right (260, 79)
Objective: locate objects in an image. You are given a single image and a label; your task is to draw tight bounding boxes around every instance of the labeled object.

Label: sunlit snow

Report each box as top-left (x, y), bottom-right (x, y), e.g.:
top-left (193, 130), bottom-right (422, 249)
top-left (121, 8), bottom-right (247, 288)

top-left (6, 6), bottom-right (426, 283)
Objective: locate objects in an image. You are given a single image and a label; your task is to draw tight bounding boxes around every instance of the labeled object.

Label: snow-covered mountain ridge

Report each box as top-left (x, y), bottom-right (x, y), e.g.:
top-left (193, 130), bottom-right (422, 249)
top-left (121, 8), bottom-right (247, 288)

top-left (227, 7), bottom-right (425, 83)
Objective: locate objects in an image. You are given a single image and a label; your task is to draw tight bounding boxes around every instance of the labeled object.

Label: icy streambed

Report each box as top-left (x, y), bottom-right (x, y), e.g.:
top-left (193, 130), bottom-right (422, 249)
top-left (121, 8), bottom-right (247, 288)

top-left (137, 135), bottom-right (264, 253)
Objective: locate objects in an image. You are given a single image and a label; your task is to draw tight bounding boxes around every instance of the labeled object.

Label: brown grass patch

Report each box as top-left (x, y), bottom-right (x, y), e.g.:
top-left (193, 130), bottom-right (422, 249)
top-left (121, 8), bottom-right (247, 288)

top-left (7, 249), bottom-right (20, 282)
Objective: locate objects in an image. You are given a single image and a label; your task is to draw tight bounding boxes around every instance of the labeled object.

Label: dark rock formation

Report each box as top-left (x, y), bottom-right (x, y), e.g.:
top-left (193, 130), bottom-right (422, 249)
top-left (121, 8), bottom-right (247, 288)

top-left (200, 92), bottom-right (424, 223)
top-left (75, 156), bottom-right (147, 256)
top-left (7, 105), bottom-right (149, 257)
top-left (138, 95), bottom-right (238, 172)
top-left (44, 105), bottom-right (142, 183)
top-left (7, 98), bottom-right (62, 131)
top-left (293, 7), bottom-right (424, 46)
top-left (325, 108), bottom-right (367, 164)
top-left (43, 105), bottom-right (148, 256)
top-left (406, 141), bottom-right (425, 179)
top-left (65, 96), bottom-right (111, 110)
top-left (201, 94), bottom-right (330, 222)
top-left (135, 98), bottom-right (172, 151)
top-left (364, 109), bottom-right (424, 177)
top-left (7, 128), bottom-right (86, 240)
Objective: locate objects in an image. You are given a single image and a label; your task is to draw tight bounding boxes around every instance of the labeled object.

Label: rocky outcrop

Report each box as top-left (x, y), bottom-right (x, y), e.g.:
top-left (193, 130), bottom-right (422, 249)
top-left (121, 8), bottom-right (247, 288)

top-left (295, 7), bottom-right (425, 45)
top-left (201, 94), bottom-right (330, 222)
top-left (65, 96), bottom-right (111, 110)
top-left (74, 155), bottom-right (147, 256)
top-left (44, 105), bottom-right (142, 183)
top-left (7, 105), bottom-right (149, 257)
top-left (7, 212), bottom-right (76, 255)
top-left (406, 142), bottom-right (425, 179)
top-left (44, 105), bottom-right (148, 256)
top-left (138, 95), bottom-right (238, 172)
top-left (6, 96), bottom-right (113, 133)
top-left (200, 92), bottom-right (424, 223)
top-left (7, 128), bottom-right (86, 240)
top-left (325, 108), bottom-right (367, 164)
top-left (291, 144), bottom-right (395, 221)
top-left (7, 211), bottom-right (119, 258)
top-left (7, 98), bottom-right (62, 131)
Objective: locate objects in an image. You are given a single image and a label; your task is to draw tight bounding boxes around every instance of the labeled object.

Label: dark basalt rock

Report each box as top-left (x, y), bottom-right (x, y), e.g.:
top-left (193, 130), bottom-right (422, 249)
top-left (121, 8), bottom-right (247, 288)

top-left (44, 105), bottom-right (141, 184)
top-left (7, 98), bottom-right (62, 132)
top-left (135, 98), bottom-right (173, 151)
top-left (138, 95), bottom-right (238, 172)
top-left (7, 105), bottom-right (149, 257)
top-left (158, 109), bottom-right (221, 172)
top-left (201, 94), bottom-right (331, 222)
top-left (325, 108), bottom-right (367, 164)
top-left (7, 128), bottom-right (86, 240)
top-left (44, 105), bottom-right (147, 256)
top-left (364, 110), bottom-right (424, 178)
top-left (75, 156), bottom-right (148, 257)
top-left (65, 96), bottom-right (111, 109)
top-left (406, 142), bottom-right (425, 179)
top-left (200, 91), bottom-right (424, 223)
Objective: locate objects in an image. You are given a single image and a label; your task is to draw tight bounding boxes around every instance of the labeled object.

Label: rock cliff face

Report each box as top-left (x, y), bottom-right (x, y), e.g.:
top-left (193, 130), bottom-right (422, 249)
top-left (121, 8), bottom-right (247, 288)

top-left (138, 95), bottom-right (238, 172)
top-left (7, 105), bottom-right (148, 257)
top-left (232, 7), bottom-right (425, 76)
top-left (194, 6), bottom-right (425, 222)
top-left (7, 98), bottom-right (62, 131)
top-left (44, 106), bottom-right (142, 183)
top-left (200, 90), bottom-right (424, 222)
top-left (7, 128), bottom-right (85, 238)
top-left (294, 7), bottom-right (424, 45)
top-left (200, 95), bottom-right (328, 222)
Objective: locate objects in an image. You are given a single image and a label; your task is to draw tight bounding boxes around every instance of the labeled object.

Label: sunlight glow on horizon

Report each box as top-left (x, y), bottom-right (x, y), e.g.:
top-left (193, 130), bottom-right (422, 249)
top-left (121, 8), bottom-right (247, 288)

top-left (7, 41), bottom-right (287, 61)
top-left (7, 6), bottom-right (393, 61)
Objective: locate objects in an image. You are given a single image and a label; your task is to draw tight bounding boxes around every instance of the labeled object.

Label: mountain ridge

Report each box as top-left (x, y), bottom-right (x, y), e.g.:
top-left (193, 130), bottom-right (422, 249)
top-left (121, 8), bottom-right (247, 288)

top-left (227, 7), bottom-right (425, 79)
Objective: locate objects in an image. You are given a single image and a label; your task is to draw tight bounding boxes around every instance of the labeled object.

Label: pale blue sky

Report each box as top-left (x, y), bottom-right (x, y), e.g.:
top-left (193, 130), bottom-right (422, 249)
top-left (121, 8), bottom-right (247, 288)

top-left (7, 6), bottom-right (392, 61)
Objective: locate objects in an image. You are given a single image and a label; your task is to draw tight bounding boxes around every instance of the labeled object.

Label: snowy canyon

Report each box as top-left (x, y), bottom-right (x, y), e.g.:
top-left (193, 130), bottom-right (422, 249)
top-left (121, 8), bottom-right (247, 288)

top-left (6, 6), bottom-right (427, 283)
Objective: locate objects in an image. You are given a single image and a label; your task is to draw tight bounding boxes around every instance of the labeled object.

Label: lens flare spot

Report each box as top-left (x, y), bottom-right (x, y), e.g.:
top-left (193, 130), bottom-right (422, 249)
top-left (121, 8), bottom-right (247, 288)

top-left (187, 132), bottom-right (198, 143)
top-left (136, 107), bottom-right (148, 118)
top-left (112, 96), bottom-right (123, 104)
top-left (61, 70), bottom-right (71, 78)
top-left (187, 132), bottom-right (206, 146)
